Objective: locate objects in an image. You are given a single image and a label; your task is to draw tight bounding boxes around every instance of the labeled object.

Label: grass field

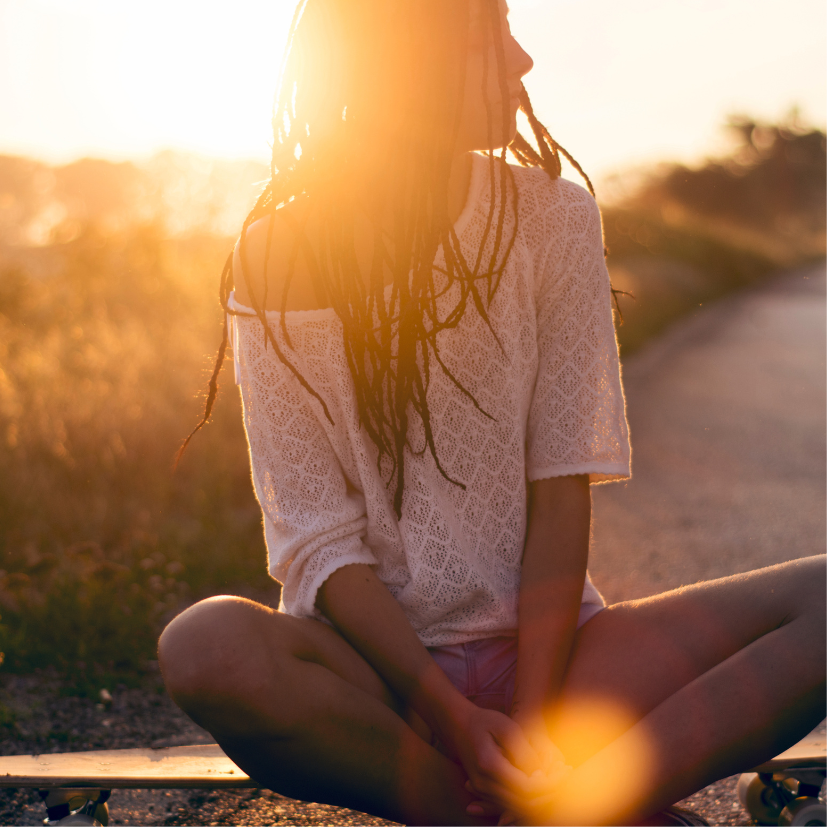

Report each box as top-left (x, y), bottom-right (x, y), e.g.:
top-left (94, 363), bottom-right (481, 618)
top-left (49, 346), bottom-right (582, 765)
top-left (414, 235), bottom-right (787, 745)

top-left (0, 116), bottom-right (823, 695)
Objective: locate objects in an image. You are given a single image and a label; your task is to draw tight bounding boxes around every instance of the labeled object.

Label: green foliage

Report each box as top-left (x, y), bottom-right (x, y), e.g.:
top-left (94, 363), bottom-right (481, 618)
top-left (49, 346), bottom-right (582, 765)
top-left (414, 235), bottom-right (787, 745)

top-left (0, 544), bottom-right (159, 688)
top-left (635, 115), bottom-right (826, 243)
top-left (603, 205), bottom-right (782, 351)
top-left (0, 700), bottom-right (15, 731)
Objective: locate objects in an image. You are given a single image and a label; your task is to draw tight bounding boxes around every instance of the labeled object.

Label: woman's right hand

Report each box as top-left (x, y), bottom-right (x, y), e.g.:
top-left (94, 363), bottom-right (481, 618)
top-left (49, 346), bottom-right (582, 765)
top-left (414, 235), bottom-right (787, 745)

top-left (439, 697), bottom-right (547, 815)
top-left (316, 566), bottom-right (549, 815)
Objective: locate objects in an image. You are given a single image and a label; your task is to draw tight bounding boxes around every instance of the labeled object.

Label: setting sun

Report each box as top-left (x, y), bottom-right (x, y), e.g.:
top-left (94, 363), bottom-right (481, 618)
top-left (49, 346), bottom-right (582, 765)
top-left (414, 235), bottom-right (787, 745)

top-left (0, 0), bottom-right (823, 177)
top-left (0, 0), bottom-right (294, 161)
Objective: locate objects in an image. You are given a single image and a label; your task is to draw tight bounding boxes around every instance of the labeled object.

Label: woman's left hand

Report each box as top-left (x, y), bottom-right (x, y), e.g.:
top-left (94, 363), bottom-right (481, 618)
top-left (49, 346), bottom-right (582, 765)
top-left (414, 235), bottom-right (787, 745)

top-left (443, 700), bottom-right (546, 814)
top-left (511, 709), bottom-right (568, 770)
top-left (465, 710), bottom-right (572, 824)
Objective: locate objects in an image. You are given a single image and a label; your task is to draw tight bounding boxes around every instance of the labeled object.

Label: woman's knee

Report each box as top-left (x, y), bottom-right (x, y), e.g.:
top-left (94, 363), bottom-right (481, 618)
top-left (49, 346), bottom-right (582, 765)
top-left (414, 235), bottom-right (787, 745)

top-left (756, 556), bottom-right (827, 663)
top-left (158, 595), bottom-right (285, 708)
top-left (776, 555), bottom-right (826, 621)
top-left (794, 555), bottom-right (826, 633)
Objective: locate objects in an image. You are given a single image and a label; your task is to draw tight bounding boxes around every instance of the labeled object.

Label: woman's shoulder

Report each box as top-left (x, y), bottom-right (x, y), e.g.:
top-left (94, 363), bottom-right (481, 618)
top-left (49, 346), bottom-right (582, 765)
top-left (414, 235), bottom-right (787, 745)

top-left (232, 200), bottom-right (321, 312)
top-left (508, 162), bottom-right (597, 210)
top-left (507, 163), bottom-right (601, 244)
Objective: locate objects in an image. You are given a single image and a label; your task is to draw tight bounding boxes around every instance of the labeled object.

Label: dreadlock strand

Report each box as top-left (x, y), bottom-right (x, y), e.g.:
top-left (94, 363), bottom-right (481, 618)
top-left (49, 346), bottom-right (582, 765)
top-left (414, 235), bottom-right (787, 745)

top-left (508, 133), bottom-right (544, 167)
top-left (277, 217), bottom-right (307, 348)
top-left (174, 308), bottom-right (230, 469)
top-left (552, 140), bottom-right (595, 198)
top-left (517, 89), bottom-right (561, 178)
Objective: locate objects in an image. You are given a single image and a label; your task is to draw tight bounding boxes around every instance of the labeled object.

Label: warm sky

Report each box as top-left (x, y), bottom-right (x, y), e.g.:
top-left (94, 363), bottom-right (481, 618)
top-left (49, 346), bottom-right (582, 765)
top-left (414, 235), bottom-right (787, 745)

top-left (1, 0), bottom-right (824, 180)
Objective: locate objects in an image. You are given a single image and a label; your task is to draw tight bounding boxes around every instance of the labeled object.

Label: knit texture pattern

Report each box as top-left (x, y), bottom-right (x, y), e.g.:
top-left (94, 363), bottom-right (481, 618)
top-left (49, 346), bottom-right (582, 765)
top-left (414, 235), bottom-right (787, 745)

top-left (231, 157), bottom-right (631, 646)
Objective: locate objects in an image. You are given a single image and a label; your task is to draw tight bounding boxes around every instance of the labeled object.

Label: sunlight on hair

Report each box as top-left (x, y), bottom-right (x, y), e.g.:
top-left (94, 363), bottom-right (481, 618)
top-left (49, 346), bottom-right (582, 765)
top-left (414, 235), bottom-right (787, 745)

top-left (184, 0), bottom-right (598, 506)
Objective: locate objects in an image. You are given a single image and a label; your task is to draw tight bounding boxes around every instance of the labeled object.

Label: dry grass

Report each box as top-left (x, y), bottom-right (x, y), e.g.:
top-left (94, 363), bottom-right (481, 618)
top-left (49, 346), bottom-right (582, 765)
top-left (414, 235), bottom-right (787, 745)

top-left (0, 225), bottom-right (269, 693)
top-left (0, 116), bottom-right (823, 693)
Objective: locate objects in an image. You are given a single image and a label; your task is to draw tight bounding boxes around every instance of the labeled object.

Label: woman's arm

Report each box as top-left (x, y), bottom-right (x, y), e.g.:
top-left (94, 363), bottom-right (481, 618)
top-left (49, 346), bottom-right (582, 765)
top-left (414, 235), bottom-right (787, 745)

top-left (512, 474), bottom-right (591, 727)
top-left (462, 476), bottom-right (591, 822)
top-left (317, 564), bottom-right (543, 807)
top-left (317, 563), bottom-right (468, 736)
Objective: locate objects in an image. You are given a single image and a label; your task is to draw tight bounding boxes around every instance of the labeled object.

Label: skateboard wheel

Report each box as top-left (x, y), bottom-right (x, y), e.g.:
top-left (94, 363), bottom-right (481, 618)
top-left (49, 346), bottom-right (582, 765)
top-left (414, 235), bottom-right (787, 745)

top-left (737, 772), bottom-right (787, 824)
top-left (91, 801), bottom-right (109, 826)
top-left (53, 815), bottom-right (102, 826)
top-left (42, 791), bottom-right (109, 827)
top-left (738, 773), bottom-right (759, 808)
top-left (58, 799), bottom-right (109, 824)
top-left (778, 797), bottom-right (826, 826)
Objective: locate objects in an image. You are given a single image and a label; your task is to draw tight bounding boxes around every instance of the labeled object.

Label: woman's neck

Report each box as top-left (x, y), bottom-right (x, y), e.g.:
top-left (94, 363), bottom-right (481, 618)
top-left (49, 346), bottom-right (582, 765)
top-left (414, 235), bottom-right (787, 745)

top-left (353, 149), bottom-right (474, 231)
top-left (447, 151), bottom-right (474, 226)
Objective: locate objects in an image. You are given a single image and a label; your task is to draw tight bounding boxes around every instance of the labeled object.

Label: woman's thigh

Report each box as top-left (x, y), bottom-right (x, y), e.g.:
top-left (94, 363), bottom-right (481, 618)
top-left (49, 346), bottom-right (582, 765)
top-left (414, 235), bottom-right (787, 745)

top-left (548, 555), bottom-right (825, 764)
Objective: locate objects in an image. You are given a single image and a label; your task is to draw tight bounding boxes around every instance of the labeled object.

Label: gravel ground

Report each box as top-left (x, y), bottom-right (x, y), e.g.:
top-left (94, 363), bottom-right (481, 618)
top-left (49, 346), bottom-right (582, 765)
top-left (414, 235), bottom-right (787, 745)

top-left (3, 671), bottom-right (812, 826)
top-left (0, 672), bottom-right (397, 826)
top-left (1, 267), bottom-right (824, 826)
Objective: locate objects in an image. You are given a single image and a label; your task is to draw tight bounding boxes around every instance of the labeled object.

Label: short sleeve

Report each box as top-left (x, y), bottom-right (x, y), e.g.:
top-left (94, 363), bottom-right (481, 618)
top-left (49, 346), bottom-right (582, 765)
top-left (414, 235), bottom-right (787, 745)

top-left (526, 182), bottom-right (631, 483)
top-left (232, 308), bottom-right (377, 619)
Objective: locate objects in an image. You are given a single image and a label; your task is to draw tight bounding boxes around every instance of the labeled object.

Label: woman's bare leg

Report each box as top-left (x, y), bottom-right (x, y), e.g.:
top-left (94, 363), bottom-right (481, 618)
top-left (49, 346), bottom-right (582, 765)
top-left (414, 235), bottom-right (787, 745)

top-left (535, 555), bottom-right (826, 825)
top-left (159, 555), bottom-right (824, 826)
top-left (158, 597), bottom-right (480, 826)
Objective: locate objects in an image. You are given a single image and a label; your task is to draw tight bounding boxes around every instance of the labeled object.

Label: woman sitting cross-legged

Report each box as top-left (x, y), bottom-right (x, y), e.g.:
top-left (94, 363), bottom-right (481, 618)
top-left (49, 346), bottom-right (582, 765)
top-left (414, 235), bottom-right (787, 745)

top-left (158, 1), bottom-right (826, 824)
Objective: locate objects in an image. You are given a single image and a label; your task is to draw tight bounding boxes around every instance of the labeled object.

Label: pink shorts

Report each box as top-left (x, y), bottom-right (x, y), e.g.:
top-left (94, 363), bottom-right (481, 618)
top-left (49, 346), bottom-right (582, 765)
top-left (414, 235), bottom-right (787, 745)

top-left (427, 603), bottom-right (604, 716)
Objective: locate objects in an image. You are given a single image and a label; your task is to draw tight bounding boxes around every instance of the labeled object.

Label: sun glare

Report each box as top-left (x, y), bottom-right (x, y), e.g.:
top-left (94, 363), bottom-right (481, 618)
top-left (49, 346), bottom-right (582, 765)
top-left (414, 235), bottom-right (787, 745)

top-left (103, 0), bottom-right (295, 160)
top-left (543, 697), bottom-right (655, 825)
top-left (1, 0), bottom-right (295, 162)
top-left (0, 0), bottom-right (824, 174)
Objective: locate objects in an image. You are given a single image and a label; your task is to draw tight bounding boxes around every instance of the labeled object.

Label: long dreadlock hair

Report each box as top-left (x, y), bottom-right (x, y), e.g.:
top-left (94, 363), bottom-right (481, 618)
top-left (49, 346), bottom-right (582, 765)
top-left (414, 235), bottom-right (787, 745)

top-left (179, 0), bottom-right (602, 517)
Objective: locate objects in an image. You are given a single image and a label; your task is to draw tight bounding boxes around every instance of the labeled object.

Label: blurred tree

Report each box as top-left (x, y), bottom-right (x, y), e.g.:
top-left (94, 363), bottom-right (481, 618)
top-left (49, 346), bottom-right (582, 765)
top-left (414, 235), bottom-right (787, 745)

top-left (631, 113), bottom-right (826, 243)
top-left (0, 152), bottom-right (268, 247)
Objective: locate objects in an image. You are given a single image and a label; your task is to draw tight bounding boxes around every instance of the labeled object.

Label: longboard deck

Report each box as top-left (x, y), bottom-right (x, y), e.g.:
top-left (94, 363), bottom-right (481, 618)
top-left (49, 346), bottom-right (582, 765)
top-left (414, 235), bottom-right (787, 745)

top-left (750, 732), bottom-right (826, 772)
top-left (0, 733), bottom-right (823, 790)
top-left (0, 744), bottom-right (256, 789)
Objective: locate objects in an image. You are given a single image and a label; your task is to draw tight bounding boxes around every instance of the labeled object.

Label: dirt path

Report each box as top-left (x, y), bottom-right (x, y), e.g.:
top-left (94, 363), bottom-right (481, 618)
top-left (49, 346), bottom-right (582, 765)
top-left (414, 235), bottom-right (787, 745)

top-left (2, 263), bottom-right (824, 826)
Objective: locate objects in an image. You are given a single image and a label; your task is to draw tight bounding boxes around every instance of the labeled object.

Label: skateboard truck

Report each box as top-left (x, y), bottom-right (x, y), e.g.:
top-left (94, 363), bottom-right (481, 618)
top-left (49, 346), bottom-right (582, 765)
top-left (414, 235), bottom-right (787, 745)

top-left (38, 788), bottom-right (111, 826)
top-left (737, 734), bottom-right (826, 826)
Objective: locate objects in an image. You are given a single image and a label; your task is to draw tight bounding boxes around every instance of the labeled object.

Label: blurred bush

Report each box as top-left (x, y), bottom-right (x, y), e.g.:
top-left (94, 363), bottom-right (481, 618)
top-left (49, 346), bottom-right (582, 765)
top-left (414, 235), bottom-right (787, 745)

top-left (604, 113), bottom-right (826, 350)
top-left (0, 114), bottom-right (824, 691)
top-left (0, 151), bottom-right (268, 245)
top-left (0, 222), bottom-right (270, 693)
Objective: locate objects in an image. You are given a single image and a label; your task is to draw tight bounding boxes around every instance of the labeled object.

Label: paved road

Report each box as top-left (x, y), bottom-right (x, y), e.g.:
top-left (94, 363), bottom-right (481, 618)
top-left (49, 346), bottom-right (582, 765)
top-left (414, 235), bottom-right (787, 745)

top-left (590, 261), bottom-right (826, 603)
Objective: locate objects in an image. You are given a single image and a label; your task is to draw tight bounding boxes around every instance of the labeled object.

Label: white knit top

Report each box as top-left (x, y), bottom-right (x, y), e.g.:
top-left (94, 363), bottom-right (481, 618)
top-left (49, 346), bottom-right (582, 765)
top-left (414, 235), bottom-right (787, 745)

top-left (229, 154), bottom-right (631, 646)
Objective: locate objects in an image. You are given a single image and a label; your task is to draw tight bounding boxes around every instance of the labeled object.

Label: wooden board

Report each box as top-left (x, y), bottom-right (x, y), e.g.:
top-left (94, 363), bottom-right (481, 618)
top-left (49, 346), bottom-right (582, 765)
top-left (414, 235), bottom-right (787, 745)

top-left (0, 733), bottom-right (822, 791)
top-left (750, 732), bottom-right (827, 772)
top-left (0, 744), bottom-right (256, 789)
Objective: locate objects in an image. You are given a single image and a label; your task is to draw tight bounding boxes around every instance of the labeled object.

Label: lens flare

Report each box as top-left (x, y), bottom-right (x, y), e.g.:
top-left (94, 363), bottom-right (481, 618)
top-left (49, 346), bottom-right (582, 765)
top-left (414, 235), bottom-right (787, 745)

top-left (527, 696), bottom-right (656, 825)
